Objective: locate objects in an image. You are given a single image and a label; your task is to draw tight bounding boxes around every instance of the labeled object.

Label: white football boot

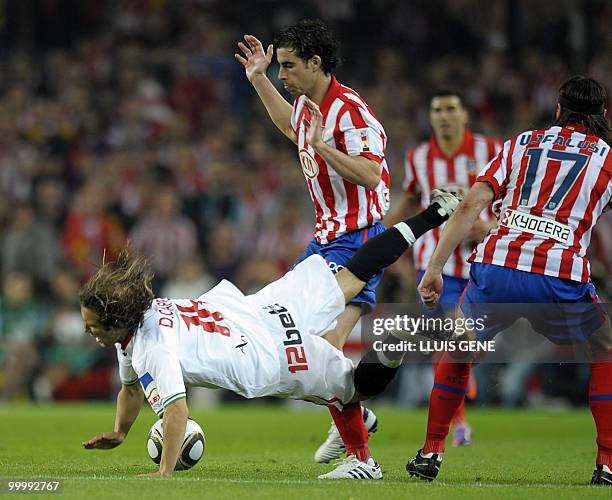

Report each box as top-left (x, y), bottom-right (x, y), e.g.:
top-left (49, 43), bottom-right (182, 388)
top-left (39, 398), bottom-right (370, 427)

top-left (318, 455), bottom-right (383, 480)
top-left (314, 406), bottom-right (378, 463)
top-left (429, 188), bottom-right (461, 217)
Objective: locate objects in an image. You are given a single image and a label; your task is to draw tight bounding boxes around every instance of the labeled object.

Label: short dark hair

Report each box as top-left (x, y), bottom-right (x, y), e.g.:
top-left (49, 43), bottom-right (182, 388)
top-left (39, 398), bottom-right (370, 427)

top-left (430, 89), bottom-right (465, 107)
top-left (273, 19), bottom-right (341, 74)
top-left (553, 75), bottom-right (611, 145)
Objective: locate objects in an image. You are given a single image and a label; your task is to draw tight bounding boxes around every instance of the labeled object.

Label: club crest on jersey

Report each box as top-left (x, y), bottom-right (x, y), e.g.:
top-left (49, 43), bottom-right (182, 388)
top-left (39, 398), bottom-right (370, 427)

top-left (360, 129), bottom-right (370, 152)
top-left (299, 149), bottom-right (319, 179)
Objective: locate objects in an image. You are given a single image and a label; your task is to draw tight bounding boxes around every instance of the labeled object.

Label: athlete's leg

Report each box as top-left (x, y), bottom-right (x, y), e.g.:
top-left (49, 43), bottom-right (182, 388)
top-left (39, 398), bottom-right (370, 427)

top-left (323, 304), bottom-right (362, 351)
top-left (327, 403), bottom-right (371, 461)
top-left (318, 190), bottom-right (459, 466)
top-left (336, 190), bottom-right (460, 303)
top-left (588, 317), bottom-right (612, 474)
top-left (426, 276), bottom-right (474, 446)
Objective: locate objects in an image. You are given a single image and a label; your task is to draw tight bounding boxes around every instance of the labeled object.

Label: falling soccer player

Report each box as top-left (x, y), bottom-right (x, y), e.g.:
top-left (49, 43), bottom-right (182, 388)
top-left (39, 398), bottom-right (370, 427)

top-left (80, 190), bottom-right (460, 479)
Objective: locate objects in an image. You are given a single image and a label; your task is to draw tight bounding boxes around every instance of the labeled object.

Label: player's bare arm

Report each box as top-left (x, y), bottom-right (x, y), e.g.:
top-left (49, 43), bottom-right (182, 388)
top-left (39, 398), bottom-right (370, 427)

top-left (304, 98), bottom-right (381, 189)
top-left (235, 35), bottom-right (296, 143)
top-left (418, 181), bottom-right (494, 306)
top-left (82, 382), bottom-right (144, 450)
top-left (465, 218), bottom-right (497, 243)
top-left (155, 398), bottom-right (189, 477)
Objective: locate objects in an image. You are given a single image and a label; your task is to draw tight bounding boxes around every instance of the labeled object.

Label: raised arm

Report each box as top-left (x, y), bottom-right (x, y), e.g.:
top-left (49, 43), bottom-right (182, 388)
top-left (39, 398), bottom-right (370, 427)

top-left (304, 98), bottom-right (381, 189)
top-left (235, 35), bottom-right (296, 143)
top-left (82, 382), bottom-right (144, 449)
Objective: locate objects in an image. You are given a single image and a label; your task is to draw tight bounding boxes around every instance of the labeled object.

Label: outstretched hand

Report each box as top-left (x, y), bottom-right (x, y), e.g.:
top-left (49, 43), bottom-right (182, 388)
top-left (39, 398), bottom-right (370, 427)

top-left (417, 269), bottom-right (443, 307)
top-left (235, 34), bottom-right (273, 82)
top-left (303, 98), bottom-right (324, 148)
top-left (82, 431), bottom-right (125, 450)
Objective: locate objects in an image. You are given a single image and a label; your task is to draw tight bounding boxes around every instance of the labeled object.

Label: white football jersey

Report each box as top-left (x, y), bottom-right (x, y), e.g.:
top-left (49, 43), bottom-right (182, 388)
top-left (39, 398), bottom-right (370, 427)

top-left (116, 280), bottom-right (282, 416)
top-left (116, 255), bottom-right (355, 415)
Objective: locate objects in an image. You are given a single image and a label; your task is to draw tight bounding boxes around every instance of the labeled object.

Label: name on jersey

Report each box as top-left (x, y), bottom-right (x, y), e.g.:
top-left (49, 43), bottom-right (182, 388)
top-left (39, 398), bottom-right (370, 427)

top-left (155, 298), bottom-right (176, 329)
top-left (501, 209), bottom-right (570, 244)
top-left (520, 133), bottom-right (607, 156)
top-left (263, 303), bottom-right (309, 374)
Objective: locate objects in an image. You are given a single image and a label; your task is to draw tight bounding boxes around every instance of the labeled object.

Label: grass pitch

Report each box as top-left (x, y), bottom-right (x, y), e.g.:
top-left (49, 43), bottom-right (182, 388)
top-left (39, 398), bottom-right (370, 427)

top-left (0, 403), bottom-right (609, 499)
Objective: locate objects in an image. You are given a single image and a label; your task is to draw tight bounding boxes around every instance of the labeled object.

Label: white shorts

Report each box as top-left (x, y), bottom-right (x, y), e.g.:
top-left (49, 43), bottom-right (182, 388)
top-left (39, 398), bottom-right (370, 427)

top-left (247, 255), bottom-right (356, 406)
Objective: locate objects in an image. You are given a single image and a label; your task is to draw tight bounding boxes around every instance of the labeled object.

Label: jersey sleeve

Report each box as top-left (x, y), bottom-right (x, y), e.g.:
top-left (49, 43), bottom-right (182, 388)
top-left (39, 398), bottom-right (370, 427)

top-left (402, 148), bottom-right (420, 194)
top-left (142, 347), bottom-right (186, 414)
top-left (476, 138), bottom-right (512, 199)
top-left (115, 345), bottom-right (139, 385)
top-left (339, 105), bottom-right (385, 164)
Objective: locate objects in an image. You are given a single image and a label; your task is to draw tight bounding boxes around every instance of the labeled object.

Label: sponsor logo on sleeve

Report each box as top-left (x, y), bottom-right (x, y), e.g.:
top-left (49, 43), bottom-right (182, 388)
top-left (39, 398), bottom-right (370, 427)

top-left (140, 372), bottom-right (163, 414)
top-left (359, 129), bottom-right (371, 152)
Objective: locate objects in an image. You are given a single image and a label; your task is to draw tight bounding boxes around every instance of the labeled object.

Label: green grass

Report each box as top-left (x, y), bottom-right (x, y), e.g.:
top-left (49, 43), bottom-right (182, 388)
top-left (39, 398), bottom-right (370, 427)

top-left (0, 404), bottom-right (609, 499)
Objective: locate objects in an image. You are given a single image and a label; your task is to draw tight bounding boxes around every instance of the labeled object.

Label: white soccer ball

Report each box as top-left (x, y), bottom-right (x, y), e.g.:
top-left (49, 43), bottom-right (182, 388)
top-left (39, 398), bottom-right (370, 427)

top-left (146, 418), bottom-right (206, 470)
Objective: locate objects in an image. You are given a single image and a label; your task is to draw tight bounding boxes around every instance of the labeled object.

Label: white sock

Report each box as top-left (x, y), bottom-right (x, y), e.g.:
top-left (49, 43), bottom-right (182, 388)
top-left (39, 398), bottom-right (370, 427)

top-left (394, 221), bottom-right (416, 246)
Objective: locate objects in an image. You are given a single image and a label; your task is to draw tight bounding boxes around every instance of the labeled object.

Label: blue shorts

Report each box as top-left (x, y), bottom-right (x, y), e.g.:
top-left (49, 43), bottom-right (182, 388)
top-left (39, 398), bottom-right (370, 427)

top-left (461, 262), bottom-right (606, 344)
top-left (294, 223), bottom-right (385, 312)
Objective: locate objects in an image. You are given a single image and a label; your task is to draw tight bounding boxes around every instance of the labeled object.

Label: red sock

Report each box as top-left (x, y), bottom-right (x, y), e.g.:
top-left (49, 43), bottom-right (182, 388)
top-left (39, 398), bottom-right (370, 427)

top-left (452, 399), bottom-right (466, 426)
top-left (432, 357), bottom-right (467, 426)
top-left (328, 403), bottom-right (371, 461)
top-left (589, 361), bottom-right (612, 467)
top-left (423, 352), bottom-right (472, 454)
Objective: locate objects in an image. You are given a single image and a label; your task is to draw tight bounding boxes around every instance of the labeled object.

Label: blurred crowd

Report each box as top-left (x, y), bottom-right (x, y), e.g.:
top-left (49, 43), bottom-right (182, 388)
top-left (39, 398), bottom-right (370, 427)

top-left (0, 0), bottom-right (610, 406)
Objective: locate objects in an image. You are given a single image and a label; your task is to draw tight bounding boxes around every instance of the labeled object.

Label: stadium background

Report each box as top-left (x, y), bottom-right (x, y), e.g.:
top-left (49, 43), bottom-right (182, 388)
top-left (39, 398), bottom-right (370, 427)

top-left (0, 0), bottom-right (611, 409)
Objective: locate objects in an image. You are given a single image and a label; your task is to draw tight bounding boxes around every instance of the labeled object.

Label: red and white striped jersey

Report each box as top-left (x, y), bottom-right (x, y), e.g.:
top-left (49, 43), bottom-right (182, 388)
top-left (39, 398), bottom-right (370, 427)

top-left (404, 131), bottom-right (501, 279)
top-left (470, 125), bottom-right (612, 283)
top-left (291, 76), bottom-right (390, 244)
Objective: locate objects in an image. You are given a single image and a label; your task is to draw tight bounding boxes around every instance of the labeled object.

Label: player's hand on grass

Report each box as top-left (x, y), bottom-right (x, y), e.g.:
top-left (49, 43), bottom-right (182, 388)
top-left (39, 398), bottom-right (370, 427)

top-left (303, 98), bottom-right (324, 148)
top-left (137, 471), bottom-right (172, 478)
top-left (82, 431), bottom-right (125, 449)
top-left (418, 268), bottom-right (443, 307)
top-left (235, 35), bottom-right (273, 82)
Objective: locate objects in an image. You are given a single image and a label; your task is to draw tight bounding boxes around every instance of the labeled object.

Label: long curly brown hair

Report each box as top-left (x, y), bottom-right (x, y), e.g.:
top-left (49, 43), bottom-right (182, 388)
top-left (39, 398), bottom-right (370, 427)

top-left (79, 246), bottom-right (155, 333)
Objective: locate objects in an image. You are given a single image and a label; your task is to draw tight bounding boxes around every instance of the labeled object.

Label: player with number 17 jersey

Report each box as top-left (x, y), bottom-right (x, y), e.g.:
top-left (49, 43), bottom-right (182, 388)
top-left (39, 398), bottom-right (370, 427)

top-left (472, 124), bottom-right (611, 281)
top-left (413, 76), bottom-right (612, 486)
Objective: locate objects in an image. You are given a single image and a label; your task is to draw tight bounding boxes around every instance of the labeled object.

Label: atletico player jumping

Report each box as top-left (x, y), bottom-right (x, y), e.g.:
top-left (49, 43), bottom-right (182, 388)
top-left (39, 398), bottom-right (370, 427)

top-left (413, 75), bottom-right (612, 486)
top-left (236, 19), bottom-right (389, 462)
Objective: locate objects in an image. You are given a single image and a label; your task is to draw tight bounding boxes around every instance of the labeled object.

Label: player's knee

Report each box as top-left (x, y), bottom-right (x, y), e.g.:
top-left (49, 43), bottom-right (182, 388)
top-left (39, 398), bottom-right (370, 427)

top-left (353, 351), bottom-right (400, 398)
top-left (588, 318), bottom-right (612, 358)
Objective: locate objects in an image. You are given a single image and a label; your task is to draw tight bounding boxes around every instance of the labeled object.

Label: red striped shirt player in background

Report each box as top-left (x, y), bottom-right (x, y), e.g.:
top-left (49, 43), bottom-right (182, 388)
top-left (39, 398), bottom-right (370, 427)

top-left (385, 90), bottom-right (501, 447)
top-left (411, 75), bottom-right (612, 486)
top-left (236, 19), bottom-right (388, 472)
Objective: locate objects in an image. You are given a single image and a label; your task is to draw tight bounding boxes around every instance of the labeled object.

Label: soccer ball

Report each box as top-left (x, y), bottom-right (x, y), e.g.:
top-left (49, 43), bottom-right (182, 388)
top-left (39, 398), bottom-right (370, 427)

top-left (146, 418), bottom-right (206, 470)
